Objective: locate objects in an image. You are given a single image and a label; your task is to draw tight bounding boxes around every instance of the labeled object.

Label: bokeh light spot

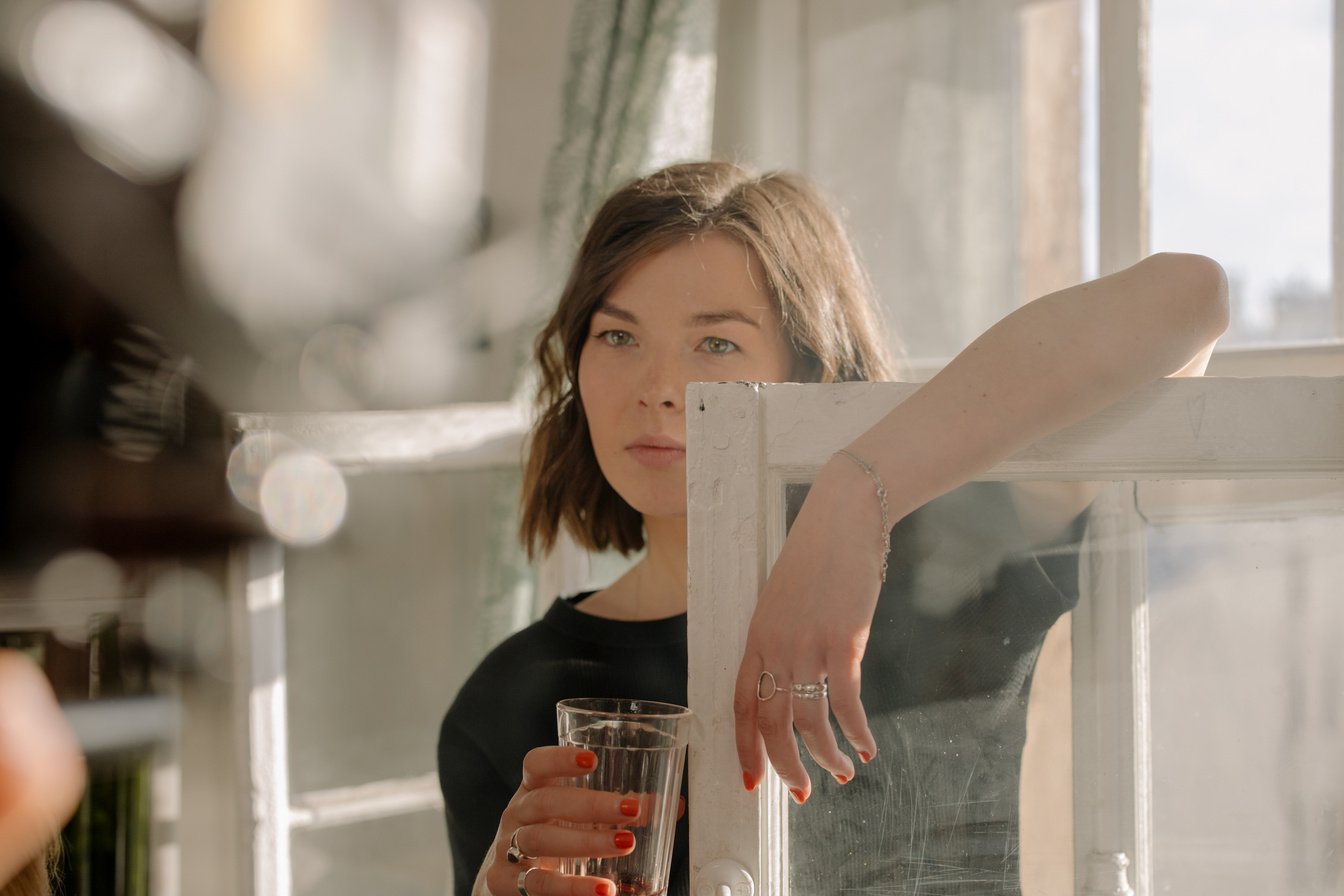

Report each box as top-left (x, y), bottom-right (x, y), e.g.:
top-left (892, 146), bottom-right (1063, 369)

top-left (258, 451), bottom-right (348, 547)
top-left (25, 0), bottom-right (210, 181)
top-left (33, 550), bottom-right (125, 646)
top-left (143, 567), bottom-right (226, 670)
top-left (226, 432), bottom-right (302, 512)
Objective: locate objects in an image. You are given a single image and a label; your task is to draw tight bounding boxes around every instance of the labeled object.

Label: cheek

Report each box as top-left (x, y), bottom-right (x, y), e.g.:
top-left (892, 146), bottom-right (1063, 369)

top-left (576, 350), bottom-right (610, 437)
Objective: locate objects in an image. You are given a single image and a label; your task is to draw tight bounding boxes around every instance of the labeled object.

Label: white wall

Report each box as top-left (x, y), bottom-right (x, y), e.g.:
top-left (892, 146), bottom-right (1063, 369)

top-left (458, 0), bottom-right (577, 399)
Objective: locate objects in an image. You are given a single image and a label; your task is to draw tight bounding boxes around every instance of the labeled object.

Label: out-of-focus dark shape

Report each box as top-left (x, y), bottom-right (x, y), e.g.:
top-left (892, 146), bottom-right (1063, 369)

top-left (0, 73), bottom-right (259, 571)
top-left (0, 65), bottom-right (270, 411)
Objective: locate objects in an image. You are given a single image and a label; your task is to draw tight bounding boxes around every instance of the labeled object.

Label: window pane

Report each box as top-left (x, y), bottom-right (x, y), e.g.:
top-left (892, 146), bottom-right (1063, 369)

top-left (1144, 481), bottom-right (1344, 894)
top-left (292, 809), bottom-right (446, 896)
top-left (285, 466), bottom-right (531, 794)
top-left (1150, 0), bottom-right (1334, 344)
top-left (803, 2), bottom-right (1084, 362)
top-left (782, 479), bottom-right (1083, 894)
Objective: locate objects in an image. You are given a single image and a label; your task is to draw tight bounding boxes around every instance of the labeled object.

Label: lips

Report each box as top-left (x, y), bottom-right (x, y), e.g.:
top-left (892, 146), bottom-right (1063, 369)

top-left (626, 435), bottom-right (686, 468)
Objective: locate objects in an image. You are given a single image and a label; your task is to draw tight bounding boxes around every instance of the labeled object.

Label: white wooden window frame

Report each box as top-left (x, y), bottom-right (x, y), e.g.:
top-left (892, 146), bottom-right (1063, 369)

top-left (714, 0), bottom-right (1344, 375)
top-left (686, 376), bottom-right (1344, 896)
top-left (226, 401), bottom-right (530, 896)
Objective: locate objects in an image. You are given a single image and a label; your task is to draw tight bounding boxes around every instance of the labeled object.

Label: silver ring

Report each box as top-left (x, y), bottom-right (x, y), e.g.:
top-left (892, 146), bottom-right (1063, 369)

top-left (506, 828), bottom-right (532, 864)
top-left (789, 680), bottom-right (827, 700)
top-left (517, 866), bottom-right (541, 896)
top-left (757, 671), bottom-right (780, 701)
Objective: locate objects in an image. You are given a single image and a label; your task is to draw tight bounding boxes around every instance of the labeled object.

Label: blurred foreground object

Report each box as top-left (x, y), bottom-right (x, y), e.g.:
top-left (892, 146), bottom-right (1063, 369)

top-left (0, 649), bottom-right (86, 889)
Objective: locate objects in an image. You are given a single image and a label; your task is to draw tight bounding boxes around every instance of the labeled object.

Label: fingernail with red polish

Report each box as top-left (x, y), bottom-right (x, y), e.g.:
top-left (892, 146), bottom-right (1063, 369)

top-left (620, 798), bottom-right (640, 817)
top-left (858, 751), bottom-right (873, 764)
top-left (594, 882), bottom-right (614, 896)
top-left (576, 751), bottom-right (597, 769)
top-left (789, 787), bottom-right (808, 805)
top-left (614, 830), bottom-right (635, 850)
top-left (834, 773), bottom-right (850, 785)
top-left (742, 771), bottom-right (757, 792)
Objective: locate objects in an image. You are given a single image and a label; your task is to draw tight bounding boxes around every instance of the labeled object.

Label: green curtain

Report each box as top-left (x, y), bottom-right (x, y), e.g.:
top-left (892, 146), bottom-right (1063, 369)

top-left (539, 0), bottom-right (719, 282)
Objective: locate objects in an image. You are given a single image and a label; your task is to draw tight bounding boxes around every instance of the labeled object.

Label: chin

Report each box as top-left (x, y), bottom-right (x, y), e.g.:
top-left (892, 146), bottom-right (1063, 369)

top-left (617, 488), bottom-right (688, 522)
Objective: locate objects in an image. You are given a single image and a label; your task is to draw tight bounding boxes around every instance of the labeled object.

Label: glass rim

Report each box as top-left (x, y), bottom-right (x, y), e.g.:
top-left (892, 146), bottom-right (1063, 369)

top-left (556, 697), bottom-right (692, 720)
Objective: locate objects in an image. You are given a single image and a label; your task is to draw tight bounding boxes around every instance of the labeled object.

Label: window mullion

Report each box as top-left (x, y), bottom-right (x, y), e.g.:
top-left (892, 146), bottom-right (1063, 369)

top-left (1334, 0), bottom-right (1344, 337)
top-left (1097, 0), bottom-right (1149, 276)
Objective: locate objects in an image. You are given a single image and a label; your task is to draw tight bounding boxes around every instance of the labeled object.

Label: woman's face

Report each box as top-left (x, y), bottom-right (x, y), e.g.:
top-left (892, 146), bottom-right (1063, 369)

top-left (578, 232), bottom-right (795, 521)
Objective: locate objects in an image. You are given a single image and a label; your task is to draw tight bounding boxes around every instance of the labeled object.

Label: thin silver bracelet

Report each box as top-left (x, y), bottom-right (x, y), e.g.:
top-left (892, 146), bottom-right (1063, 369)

top-left (834, 448), bottom-right (891, 583)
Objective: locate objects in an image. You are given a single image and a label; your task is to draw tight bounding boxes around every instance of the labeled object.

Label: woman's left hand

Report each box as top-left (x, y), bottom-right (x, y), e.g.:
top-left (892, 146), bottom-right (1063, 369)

top-left (732, 454), bottom-right (886, 803)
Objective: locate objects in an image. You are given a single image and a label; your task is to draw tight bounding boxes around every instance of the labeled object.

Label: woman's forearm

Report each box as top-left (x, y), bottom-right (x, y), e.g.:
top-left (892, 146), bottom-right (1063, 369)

top-left (847, 252), bottom-right (1229, 521)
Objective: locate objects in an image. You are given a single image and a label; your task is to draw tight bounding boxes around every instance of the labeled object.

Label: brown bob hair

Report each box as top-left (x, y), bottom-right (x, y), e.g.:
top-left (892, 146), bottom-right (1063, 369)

top-left (520, 161), bottom-right (899, 558)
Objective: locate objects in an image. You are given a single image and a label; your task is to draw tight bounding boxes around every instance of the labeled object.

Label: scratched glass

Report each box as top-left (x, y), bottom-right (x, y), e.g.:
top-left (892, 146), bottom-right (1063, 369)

top-left (557, 698), bottom-right (692, 896)
top-left (782, 478), bottom-right (1344, 895)
top-left (783, 479), bottom-right (1084, 894)
top-left (1143, 481), bottom-right (1344, 895)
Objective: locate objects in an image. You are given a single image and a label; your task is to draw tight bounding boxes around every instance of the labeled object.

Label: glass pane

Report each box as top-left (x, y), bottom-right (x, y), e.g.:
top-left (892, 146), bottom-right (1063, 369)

top-left (1150, 0), bottom-right (1334, 344)
top-left (782, 479), bottom-right (1085, 894)
top-left (1144, 480), bottom-right (1344, 894)
top-left (292, 809), bottom-right (446, 896)
top-left (284, 466), bottom-right (531, 794)
top-left (804, 2), bottom-right (1084, 360)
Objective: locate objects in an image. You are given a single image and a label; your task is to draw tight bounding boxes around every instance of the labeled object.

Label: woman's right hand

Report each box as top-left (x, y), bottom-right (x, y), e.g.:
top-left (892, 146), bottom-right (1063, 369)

top-left (474, 745), bottom-right (640, 896)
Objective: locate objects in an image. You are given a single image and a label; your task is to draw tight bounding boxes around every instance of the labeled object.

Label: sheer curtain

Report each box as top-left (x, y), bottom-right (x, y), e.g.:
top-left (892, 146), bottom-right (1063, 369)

top-left (538, 0), bottom-right (718, 279)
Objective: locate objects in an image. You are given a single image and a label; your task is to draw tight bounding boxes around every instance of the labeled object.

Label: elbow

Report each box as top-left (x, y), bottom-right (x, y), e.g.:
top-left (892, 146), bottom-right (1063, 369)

top-left (1150, 252), bottom-right (1231, 342)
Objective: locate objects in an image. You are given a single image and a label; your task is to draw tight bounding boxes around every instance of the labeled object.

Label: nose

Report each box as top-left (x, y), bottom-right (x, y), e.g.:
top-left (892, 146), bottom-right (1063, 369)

top-left (638, 350), bottom-right (685, 411)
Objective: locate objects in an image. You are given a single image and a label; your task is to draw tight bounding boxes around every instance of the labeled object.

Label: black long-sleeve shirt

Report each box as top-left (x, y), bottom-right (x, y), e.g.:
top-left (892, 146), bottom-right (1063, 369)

top-left (438, 483), bottom-right (1084, 896)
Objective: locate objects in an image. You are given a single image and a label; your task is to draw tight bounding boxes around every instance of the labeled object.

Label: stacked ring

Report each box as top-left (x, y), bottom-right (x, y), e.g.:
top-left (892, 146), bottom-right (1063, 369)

top-left (789, 681), bottom-right (827, 700)
top-left (756, 671), bottom-right (828, 701)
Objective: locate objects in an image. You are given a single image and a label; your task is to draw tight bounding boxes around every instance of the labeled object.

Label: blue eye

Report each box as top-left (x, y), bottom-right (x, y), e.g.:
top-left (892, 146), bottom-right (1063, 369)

top-left (596, 330), bottom-right (634, 347)
top-left (701, 337), bottom-right (738, 355)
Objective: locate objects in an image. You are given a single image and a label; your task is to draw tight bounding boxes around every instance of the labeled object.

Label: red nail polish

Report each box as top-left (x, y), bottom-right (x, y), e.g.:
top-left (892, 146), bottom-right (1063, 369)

top-left (614, 830), bottom-right (635, 849)
top-left (742, 771), bottom-right (757, 792)
top-left (789, 787), bottom-right (808, 805)
top-left (620, 798), bottom-right (640, 817)
top-left (858, 751), bottom-right (873, 764)
top-left (576, 751), bottom-right (597, 769)
top-left (834, 773), bottom-right (850, 785)
top-left (594, 882), bottom-right (614, 896)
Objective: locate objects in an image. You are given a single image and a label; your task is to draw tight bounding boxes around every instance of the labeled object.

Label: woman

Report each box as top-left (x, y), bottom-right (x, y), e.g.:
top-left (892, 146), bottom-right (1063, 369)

top-left (438, 161), bottom-right (1227, 896)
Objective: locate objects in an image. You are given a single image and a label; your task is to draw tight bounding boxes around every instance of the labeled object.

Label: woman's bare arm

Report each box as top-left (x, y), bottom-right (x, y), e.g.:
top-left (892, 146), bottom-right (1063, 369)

top-left (734, 252), bottom-right (1229, 797)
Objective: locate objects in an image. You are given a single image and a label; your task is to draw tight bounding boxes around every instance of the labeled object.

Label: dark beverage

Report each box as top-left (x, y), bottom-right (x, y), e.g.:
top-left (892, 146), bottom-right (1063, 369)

top-left (614, 873), bottom-right (663, 896)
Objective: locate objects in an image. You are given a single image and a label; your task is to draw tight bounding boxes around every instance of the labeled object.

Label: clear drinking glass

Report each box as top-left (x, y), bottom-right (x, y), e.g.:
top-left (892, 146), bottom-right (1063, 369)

top-left (555, 698), bottom-right (692, 896)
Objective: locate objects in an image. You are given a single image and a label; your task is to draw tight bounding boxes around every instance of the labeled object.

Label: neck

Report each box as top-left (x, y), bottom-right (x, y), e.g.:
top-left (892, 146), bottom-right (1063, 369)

top-left (581, 516), bottom-right (688, 621)
top-left (641, 515), bottom-right (688, 610)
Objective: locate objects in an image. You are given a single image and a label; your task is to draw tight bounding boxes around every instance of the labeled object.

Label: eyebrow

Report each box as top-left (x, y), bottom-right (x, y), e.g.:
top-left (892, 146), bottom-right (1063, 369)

top-left (594, 303), bottom-right (762, 329)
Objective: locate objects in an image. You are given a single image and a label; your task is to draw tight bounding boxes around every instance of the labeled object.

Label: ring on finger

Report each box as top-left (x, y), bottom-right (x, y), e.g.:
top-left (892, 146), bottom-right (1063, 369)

top-left (506, 828), bottom-right (534, 864)
top-left (757, 670), bottom-right (780, 701)
top-left (789, 680), bottom-right (827, 701)
top-left (517, 866), bottom-right (542, 896)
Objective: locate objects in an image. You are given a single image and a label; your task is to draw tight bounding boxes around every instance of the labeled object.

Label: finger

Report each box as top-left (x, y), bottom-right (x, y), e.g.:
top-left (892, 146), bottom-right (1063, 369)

top-left (520, 746), bottom-right (599, 790)
top-left (826, 648), bottom-right (878, 765)
top-left (790, 686), bottom-right (854, 785)
top-left (510, 824), bottom-right (637, 862)
top-left (733, 658), bottom-right (767, 792)
top-left (488, 865), bottom-right (617, 896)
top-left (514, 785), bottom-right (645, 827)
top-left (754, 680), bottom-right (811, 802)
